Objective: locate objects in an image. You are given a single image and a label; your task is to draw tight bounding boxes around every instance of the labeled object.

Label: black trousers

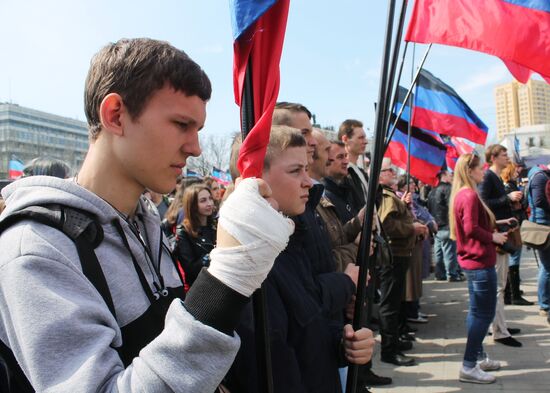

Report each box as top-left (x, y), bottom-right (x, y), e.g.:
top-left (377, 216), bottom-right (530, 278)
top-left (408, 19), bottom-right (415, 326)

top-left (378, 255), bottom-right (409, 356)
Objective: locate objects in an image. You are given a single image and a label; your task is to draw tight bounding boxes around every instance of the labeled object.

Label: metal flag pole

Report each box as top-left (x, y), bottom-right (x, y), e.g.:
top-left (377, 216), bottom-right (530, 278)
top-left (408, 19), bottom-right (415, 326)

top-left (406, 43), bottom-right (416, 188)
top-left (240, 60), bottom-right (274, 393)
top-left (384, 43), bottom-right (432, 152)
top-left (384, 40), bottom-right (409, 138)
top-left (345, 0), bottom-right (398, 392)
top-left (381, 0), bottom-right (410, 140)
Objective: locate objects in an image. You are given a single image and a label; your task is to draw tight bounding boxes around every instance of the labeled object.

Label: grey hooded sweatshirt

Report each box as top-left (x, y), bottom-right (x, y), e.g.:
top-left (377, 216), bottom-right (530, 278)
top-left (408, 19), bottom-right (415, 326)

top-left (0, 176), bottom-right (248, 392)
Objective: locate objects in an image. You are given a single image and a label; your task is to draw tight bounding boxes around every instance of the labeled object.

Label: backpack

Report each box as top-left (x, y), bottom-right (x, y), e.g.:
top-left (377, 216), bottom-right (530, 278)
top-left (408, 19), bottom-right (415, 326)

top-left (0, 204), bottom-right (112, 393)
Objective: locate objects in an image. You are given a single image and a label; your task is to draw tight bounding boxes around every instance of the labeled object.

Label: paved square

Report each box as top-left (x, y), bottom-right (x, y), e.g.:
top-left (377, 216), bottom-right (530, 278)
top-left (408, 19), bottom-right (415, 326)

top-left (371, 249), bottom-right (550, 392)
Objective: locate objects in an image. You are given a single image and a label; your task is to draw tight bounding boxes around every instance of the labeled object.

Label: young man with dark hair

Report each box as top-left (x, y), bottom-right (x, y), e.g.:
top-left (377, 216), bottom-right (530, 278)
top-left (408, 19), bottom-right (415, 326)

top-left (338, 119), bottom-right (368, 187)
top-left (428, 170), bottom-right (461, 281)
top-left (0, 38), bottom-right (292, 392)
top-left (273, 102), bottom-right (317, 163)
top-left (479, 144), bottom-right (525, 348)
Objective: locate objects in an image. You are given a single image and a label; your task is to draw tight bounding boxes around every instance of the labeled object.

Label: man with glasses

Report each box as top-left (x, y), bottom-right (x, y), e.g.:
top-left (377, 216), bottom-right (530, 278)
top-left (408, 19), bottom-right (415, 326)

top-left (378, 159), bottom-right (428, 366)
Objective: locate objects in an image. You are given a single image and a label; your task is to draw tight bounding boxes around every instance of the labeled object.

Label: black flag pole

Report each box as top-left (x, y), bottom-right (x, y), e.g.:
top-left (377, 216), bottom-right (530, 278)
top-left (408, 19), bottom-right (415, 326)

top-left (406, 43), bottom-right (416, 188)
top-left (384, 43), bottom-right (432, 152)
top-left (381, 0), bottom-right (410, 140)
top-left (240, 60), bottom-right (274, 393)
top-left (384, 40), bottom-right (409, 138)
top-left (345, 0), bottom-right (398, 392)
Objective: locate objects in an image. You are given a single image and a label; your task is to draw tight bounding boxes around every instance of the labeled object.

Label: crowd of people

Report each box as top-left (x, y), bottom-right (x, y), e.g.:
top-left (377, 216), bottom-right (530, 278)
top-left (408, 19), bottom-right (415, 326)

top-left (0, 38), bottom-right (549, 393)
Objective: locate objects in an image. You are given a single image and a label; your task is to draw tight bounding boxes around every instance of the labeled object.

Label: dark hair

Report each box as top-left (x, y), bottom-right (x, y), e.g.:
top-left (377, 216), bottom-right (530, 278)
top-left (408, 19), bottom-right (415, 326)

top-left (23, 157), bottom-right (71, 178)
top-left (85, 38), bottom-right (212, 139)
top-left (338, 119), bottom-right (363, 141)
top-left (182, 184), bottom-right (213, 238)
top-left (272, 102), bottom-right (312, 126)
top-left (397, 175), bottom-right (416, 191)
top-left (484, 144), bottom-right (507, 164)
top-left (437, 169), bottom-right (449, 180)
top-left (331, 140), bottom-right (346, 148)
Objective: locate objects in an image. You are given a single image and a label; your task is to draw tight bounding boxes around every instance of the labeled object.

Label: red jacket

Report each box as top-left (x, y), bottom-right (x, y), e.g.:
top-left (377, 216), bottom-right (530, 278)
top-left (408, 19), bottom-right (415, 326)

top-left (453, 188), bottom-right (496, 270)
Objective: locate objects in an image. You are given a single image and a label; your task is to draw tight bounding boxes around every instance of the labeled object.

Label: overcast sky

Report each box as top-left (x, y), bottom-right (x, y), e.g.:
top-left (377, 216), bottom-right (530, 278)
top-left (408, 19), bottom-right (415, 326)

top-left (0, 0), bottom-right (535, 145)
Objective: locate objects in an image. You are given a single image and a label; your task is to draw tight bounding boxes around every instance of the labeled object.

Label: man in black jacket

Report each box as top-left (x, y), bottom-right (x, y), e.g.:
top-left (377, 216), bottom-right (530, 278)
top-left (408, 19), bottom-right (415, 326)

top-left (479, 144), bottom-right (526, 348)
top-left (338, 119), bottom-right (370, 206)
top-left (427, 170), bottom-right (461, 281)
top-left (322, 141), bottom-right (363, 224)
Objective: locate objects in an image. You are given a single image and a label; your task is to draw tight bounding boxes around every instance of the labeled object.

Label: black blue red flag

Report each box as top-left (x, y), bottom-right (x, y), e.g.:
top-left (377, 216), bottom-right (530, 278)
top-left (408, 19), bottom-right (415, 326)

top-left (386, 86), bottom-right (447, 185)
top-left (411, 69), bottom-right (488, 145)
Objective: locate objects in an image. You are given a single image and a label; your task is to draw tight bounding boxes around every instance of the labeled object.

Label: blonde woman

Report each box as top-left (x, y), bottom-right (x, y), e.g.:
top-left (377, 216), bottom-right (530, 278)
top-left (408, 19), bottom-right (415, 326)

top-left (450, 153), bottom-right (515, 384)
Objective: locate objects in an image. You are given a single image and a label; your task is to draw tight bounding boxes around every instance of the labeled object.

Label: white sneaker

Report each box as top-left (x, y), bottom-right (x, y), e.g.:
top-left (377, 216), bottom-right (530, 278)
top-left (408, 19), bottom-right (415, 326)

top-left (477, 357), bottom-right (501, 371)
top-left (459, 365), bottom-right (496, 384)
top-left (418, 312), bottom-right (428, 318)
top-left (407, 316), bottom-right (428, 324)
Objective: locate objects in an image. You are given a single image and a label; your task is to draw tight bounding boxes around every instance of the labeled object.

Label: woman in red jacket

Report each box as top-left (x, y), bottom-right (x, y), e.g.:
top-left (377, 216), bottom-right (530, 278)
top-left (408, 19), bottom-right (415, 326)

top-left (450, 153), bottom-right (514, 384)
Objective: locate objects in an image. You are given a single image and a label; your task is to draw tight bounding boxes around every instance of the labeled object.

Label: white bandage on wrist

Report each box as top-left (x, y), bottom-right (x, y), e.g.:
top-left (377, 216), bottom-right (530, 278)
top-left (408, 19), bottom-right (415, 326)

top-left (208, 178), bottom-right (294, 297)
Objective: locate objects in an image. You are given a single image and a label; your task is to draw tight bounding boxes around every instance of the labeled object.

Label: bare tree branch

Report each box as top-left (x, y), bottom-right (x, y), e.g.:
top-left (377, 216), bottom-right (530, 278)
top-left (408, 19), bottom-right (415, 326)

top-left (186, 133), bottom-right (232, 176)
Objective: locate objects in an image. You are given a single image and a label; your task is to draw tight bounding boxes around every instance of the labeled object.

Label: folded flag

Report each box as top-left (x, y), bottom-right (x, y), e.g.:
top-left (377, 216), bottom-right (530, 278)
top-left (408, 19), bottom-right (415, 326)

top-left (386, 86), bottom-right (447, 185)
top-left (412, 69), bottom-right (489, 145)
top-left (231, 0), bottom-right (290, 178)
top-left (8, 159), bottom-right (24, 180)
top-left (405, 0), bottom-right (550, 83)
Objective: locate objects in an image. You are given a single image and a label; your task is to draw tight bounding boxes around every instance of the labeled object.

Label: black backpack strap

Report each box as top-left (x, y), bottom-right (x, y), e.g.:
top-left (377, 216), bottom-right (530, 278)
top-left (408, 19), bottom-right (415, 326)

top-left (0, 204), bottom-right (115, 318)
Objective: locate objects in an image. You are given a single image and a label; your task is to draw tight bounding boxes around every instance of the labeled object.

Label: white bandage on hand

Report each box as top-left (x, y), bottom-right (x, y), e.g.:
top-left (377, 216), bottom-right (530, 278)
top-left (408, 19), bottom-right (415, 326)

top-left (208, 178), bottom-right (294, 297)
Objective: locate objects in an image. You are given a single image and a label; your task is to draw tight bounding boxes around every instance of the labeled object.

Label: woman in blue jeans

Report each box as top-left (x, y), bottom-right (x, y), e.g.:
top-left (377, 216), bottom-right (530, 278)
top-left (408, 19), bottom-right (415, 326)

top-left (450, 154), bottom-right (511, 384)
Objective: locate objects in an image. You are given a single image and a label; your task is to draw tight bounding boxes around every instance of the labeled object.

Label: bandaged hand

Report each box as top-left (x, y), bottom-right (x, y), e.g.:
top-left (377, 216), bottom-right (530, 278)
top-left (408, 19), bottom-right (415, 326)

top-left (208, 178), bottom-right (294, 297)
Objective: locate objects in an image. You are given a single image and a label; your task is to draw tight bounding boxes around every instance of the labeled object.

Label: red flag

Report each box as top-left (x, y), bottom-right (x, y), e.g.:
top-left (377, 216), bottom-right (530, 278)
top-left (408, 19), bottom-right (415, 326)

top-left (405, 0), bottom-right (550, 83)
top-left (233, 0), bottom-right (290, 178)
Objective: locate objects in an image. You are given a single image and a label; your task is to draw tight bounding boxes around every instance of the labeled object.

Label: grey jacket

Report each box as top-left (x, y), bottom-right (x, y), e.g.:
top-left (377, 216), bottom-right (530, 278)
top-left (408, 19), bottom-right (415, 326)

top-left (0, 176), bottom-right (242, 392)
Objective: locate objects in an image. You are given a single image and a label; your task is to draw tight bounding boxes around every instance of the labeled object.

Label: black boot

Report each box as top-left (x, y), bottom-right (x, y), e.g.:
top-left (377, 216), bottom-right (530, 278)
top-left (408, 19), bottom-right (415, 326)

top-left (510, 266), bottom-right (533, 306)
top-left (504, 272), bottom-right (512, 305)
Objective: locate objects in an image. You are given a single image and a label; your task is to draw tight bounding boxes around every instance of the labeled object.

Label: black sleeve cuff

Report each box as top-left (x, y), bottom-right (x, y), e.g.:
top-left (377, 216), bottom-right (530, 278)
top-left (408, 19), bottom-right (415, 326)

top-left (183, 268), bottom-right (249, 335)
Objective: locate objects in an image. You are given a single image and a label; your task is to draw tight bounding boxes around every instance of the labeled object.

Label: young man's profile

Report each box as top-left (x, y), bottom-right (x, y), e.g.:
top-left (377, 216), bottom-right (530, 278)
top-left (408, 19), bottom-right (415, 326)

top-left (0, 38), bottom-right (292, 393)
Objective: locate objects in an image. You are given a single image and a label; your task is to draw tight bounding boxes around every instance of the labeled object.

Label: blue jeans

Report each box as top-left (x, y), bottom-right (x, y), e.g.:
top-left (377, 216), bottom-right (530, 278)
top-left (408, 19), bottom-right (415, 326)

top-left (509, 247), bottom-right (522, 267)
top-left (463, 267), bottom-right (497, 368)
top-left (434, 229), bottom-right (459, 279)
top-left (537, 247), bottom-right (550, 311)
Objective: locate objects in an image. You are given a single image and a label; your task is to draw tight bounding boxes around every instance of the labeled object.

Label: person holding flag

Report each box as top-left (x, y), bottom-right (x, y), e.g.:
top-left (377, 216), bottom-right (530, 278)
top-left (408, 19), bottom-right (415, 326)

top-left (227, 126), bottom-right (374, 393)
top-left (0, 38), bottom-right (294, 393)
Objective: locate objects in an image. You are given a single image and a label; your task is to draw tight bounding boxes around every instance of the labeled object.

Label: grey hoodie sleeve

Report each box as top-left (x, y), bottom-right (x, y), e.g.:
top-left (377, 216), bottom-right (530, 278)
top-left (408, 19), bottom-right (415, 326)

top-left (0, 223), bottom-right (240, 393)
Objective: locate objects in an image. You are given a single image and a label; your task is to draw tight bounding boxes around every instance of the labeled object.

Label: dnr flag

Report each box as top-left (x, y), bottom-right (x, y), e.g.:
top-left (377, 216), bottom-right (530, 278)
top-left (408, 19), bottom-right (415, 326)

top-left (412, 69), bottom-right (489, 145)
top-left (405, 0), bottom-right (550, 83)
top-left (386, 86), bottom-right (447, 186)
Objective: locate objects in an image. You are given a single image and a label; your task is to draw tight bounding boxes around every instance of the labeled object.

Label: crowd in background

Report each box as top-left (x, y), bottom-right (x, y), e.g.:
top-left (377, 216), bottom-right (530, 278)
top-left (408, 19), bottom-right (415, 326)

top-left (3, 118), bottom-right (549, 391)
top-left (2, 117), bottom-right (550, 391)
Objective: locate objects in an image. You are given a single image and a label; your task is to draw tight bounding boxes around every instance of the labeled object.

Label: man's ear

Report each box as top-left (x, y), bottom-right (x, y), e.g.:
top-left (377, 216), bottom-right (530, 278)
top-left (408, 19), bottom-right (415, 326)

top-left (99, 93), bottom-right (125, 136)
top-left (342, 134), bottom-right (349, 144)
